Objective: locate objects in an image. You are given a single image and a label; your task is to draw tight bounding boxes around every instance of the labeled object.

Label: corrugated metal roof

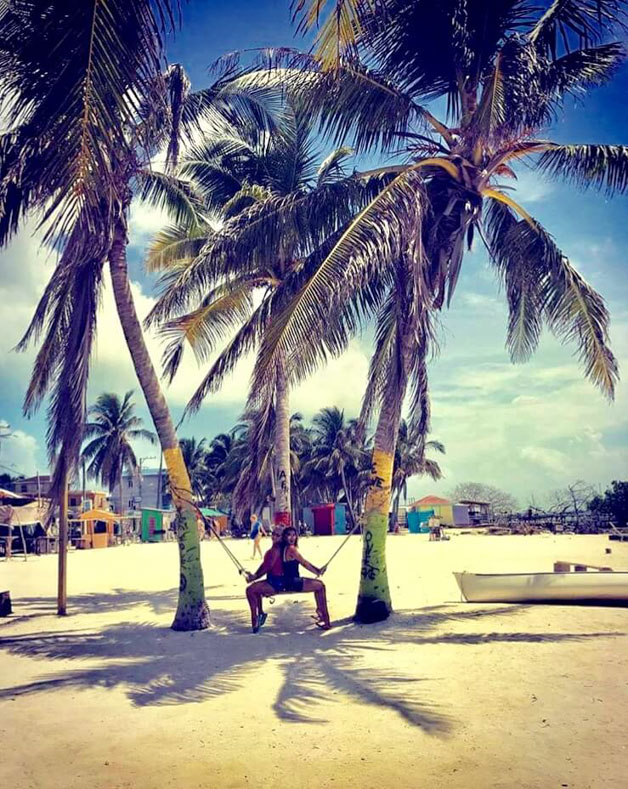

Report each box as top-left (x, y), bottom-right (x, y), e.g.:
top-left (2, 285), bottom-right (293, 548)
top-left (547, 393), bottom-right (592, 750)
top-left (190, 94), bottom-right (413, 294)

top-left (414, 495), bottom-right (451, 505)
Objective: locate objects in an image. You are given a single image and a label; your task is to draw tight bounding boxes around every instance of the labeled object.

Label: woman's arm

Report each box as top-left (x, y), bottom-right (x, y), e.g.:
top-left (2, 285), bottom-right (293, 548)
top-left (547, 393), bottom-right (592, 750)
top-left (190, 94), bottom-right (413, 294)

top-left (247, 549), bottom-right (273, 582)
top-left (288, 547), bottom-right (322, 576)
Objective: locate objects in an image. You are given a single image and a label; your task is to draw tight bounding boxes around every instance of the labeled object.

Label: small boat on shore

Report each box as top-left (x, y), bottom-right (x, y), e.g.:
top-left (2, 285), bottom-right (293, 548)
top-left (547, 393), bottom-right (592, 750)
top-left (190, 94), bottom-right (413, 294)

top-left (454, 568), bottom-right (628, 604)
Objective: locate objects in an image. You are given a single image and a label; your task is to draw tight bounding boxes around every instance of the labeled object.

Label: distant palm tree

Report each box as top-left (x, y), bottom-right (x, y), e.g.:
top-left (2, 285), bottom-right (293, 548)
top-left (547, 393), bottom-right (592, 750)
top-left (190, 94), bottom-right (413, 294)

top-left (252, 0), bottom-right (625, 621)
top-left (146, 97), bottom-right (384, 526)
top-left (392, 419), bottom-right (445, 524)
top-left (81, 391), bottom-right (156, 516)
top-left (0, 2), bottom-right (273, 629)
top-left (305, 406), bottom-right (369, 523)
top-left (179, 438), bottom-right (208, 500)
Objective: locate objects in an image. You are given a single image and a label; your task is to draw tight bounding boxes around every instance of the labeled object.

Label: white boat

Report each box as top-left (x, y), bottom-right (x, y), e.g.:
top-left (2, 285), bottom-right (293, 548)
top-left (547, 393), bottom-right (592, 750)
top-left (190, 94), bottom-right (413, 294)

top-left (453, 571), bottom-right (628, 603)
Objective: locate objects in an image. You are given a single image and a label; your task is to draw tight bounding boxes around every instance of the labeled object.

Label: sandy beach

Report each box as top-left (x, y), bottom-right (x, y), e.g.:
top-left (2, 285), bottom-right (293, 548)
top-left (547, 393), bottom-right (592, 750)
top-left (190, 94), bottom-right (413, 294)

top-left (1, 532), bottom-right (627, 789)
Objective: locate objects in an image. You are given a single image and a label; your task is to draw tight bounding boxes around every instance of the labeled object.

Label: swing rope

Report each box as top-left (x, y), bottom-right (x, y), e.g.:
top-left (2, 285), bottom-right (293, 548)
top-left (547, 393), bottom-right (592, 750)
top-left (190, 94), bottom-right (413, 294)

top-left (170, 484), bottom-right (248, 576)
top-left (320, 493), bottom-right (363, 572)
top-left (171, 483), bottom-right (363, 579)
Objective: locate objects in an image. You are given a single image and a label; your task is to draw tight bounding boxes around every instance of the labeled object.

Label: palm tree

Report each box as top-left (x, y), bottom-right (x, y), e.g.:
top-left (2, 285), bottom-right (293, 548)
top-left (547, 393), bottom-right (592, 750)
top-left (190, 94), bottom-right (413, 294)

top-left (179, 437), bottom-right (208, 500)
top-left (304, 406), bottom-right (369, 520)
top-left (146, 97), bottom-right (385, 527)
top-left (249, 1), bottom-right (626, 620)
top-left (391, 419), bottom-right (445, 525)
top-left (81, 391), bottom-right (157, 515)
top-left (0, 3), bottom-right (274, 629)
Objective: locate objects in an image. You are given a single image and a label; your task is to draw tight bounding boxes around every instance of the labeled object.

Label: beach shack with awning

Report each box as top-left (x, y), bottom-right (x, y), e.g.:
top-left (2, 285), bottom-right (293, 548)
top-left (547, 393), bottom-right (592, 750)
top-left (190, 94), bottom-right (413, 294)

top-left (200, 508), bottom-right (228, 535)
top-left (73, 509), bottom-right (119, 549)
top-left (0, 501), bottom-right (49, 557)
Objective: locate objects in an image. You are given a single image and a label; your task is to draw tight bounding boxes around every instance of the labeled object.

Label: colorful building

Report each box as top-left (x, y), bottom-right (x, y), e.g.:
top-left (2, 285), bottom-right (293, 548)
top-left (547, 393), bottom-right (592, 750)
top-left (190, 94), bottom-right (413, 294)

top-left (408, 496), bottom-right (470, 527)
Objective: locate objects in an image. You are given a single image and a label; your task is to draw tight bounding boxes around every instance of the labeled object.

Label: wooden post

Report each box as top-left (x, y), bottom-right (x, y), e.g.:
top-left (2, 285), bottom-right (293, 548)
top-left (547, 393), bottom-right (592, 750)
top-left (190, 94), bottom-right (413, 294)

top-left (57, 474), bottom-right (68, 616)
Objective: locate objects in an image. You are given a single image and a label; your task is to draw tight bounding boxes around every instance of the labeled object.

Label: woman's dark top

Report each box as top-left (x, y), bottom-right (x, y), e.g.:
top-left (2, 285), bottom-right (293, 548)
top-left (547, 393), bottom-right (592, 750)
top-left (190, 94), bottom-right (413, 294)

top-left (282, 548), bottom-right (304, 592)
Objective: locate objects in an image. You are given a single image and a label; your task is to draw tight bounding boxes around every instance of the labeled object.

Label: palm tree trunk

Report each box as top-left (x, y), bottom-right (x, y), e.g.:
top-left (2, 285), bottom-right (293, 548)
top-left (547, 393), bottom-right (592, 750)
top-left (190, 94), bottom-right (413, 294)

top-left (340, 465), bottom-right (357, 533)
top-left (274, 360), bottom-right (291, 525)
top-left (355, 393), bottom-right (403, 623)
top-left (57, 468), bottom-right (68, 616)
top-left (109, 219), bottom-right (209, 631)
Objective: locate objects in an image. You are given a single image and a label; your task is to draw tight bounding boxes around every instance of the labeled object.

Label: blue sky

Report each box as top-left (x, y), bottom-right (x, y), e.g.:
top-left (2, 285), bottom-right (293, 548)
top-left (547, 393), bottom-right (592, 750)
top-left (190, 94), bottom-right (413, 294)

top-left (1, 1), bottom-right (627, 507)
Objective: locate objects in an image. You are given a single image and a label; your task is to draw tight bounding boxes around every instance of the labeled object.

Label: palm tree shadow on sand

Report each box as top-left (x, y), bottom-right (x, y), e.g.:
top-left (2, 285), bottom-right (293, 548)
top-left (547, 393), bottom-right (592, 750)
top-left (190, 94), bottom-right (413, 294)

top-left (0, 595), bottom-right (624, 735)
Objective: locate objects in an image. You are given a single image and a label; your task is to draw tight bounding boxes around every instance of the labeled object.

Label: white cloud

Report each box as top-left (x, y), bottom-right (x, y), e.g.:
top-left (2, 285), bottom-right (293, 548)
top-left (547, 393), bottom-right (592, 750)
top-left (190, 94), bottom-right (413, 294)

top-left (291, 343), bottom-right (370, 417)
top-left (510, 167), bottom-right (554, 204)
top-left (0, 427), bottom-right (41, 476)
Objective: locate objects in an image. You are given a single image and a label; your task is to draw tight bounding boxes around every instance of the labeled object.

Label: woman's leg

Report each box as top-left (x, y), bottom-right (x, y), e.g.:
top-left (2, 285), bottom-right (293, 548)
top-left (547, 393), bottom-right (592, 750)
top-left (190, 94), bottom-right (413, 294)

top-left (252, 536), bottom-right (262, 558)
top-left (245, 584), bottom-right (260, 630)
top-left (302, 579), bottom-right (331, 627)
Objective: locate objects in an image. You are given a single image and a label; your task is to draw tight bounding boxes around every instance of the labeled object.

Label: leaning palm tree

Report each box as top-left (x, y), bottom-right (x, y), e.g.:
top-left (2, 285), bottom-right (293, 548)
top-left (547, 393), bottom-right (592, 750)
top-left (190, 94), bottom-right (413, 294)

top-left (0, 2), bottom-right (274, 629)
top-left (247, 1), bottom-right (626, 620)
top-left (391, 419), bottom-right (445, 524)
top-left (81, 391), bottom-right (157, 515)
top-left (146, 98), bottom-right (386, 526)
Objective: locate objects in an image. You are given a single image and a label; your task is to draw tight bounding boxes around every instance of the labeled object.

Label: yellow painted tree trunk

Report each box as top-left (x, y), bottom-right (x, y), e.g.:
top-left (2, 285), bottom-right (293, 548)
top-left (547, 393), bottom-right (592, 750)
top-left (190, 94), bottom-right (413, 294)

top-left (109, 219), bottom-right (209, 631)
top-left (355, 392), bottom-right (403, 623)
top-left (355, 448), bottom-right (394, 622)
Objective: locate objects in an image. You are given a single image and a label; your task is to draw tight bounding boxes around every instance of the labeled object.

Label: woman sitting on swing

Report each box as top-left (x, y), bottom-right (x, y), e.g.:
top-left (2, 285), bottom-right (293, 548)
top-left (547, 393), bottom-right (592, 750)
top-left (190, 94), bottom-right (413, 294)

top-left (281, 525), bottom-right (331, 630)
top-left (245, 525), bottom-right (332, 631)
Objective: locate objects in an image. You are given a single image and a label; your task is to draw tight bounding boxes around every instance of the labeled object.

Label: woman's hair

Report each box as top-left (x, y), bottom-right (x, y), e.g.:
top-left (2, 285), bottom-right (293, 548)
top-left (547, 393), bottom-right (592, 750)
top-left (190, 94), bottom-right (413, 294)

top-left (281, 526), bottom-right (298, 549)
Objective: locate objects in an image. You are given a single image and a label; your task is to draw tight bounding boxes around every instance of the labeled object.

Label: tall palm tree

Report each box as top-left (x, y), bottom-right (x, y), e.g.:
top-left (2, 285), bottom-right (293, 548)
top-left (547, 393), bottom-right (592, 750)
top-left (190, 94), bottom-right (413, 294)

top-left (146, 98), bottom-right (385, 526)
top-left (391, 419), bottom-right (445, 524)
top-left (0, 2), bottom-right (274, 629)
top-left (81, 391), bottom-right (157, 515)
top-left (249, 1), bottom-right (626, 620)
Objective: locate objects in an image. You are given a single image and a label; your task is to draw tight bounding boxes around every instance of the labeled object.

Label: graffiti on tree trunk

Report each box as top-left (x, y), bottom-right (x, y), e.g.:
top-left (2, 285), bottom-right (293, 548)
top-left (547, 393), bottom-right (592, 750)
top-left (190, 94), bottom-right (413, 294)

top-left (361, 529), bottom-right (379, 580)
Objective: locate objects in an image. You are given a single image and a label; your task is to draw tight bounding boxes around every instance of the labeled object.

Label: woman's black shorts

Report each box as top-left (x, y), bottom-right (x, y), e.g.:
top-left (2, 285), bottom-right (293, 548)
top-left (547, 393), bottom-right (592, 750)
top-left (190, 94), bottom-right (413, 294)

top-left (266, 575), bottom-right (304, 593)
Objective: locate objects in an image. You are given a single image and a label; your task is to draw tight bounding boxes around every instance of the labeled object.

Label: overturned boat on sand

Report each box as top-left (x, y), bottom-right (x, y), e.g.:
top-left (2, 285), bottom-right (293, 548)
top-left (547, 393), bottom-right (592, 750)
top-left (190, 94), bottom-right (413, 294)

top-left (454, 565), bottom-right (628, 604)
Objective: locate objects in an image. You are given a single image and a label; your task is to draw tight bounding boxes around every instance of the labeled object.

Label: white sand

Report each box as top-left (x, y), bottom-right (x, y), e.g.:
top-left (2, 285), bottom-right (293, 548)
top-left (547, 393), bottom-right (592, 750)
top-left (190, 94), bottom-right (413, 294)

top-left (1, 532), bottom-right (627, 789)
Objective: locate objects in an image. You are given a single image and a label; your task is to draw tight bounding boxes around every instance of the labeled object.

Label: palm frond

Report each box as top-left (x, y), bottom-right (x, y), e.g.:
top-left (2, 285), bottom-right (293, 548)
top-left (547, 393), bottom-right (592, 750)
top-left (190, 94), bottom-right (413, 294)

top-left (530, 0), bottom-right (626, 59)
top-left (148, 173), bottom-right (390, 330)
top-left (483, 197), bottom-right (618, 398)
top-left (135, 170), bottom-right (205, 227)
top-left (291, 0), bottom-right (375, 67)
top-left (0, 0), bottom-right (180, 244)
top-left (184, 298), bottom-right (273, 416)
top-left (536, 143), bottom-right (628, 194)
top-left (145, 223), bottom-right (213, 272)
top-left (164, 63), bottom-right (191, 170)
top-left (544, 42), bottom-right (624, 96)
top-left (316, 145), bottom-right (354, 186)
top-left (159, 277), bottom-right (257, 383)
top-left (475, 51), bottom-right (506, 137)
top-left (249, 168), bottom-right (426, 403)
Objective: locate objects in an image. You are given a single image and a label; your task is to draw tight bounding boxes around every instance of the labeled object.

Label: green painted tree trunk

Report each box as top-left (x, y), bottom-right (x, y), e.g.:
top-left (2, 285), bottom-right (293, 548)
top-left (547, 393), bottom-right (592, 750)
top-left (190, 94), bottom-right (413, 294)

top-left (109, 219), bottom-right (209, 631)
top-left (355, 394), bottom-right (403, 623)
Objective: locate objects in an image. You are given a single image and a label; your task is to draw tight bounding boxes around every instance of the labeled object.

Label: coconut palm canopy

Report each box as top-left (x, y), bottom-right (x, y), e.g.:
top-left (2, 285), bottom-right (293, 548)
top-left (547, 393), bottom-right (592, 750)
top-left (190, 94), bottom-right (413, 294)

top-left (250, 0), bottom-right (626, 403)
top-left (81, 391), bottom-right (156, 495)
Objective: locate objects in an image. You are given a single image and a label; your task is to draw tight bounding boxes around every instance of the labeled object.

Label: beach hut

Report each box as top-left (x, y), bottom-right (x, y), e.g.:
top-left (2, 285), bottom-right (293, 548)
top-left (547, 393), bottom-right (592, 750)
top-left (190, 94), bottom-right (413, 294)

top-left (334, 503), bottom-right (347, 534)
top-left (0, 501), bottom-right (49, 557)
top-left (407, 510), bottom-right (433, 533)
top-left (140, 508), bottom-right (170, 542)
top-left (410, 496), bottom-right (455, 525)
top-left (73, 509), bottom-right (120, 549)
top-left (200, 508), bottom-right (228, 535)
top-left (311, 503), bottom-right (335, 535)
